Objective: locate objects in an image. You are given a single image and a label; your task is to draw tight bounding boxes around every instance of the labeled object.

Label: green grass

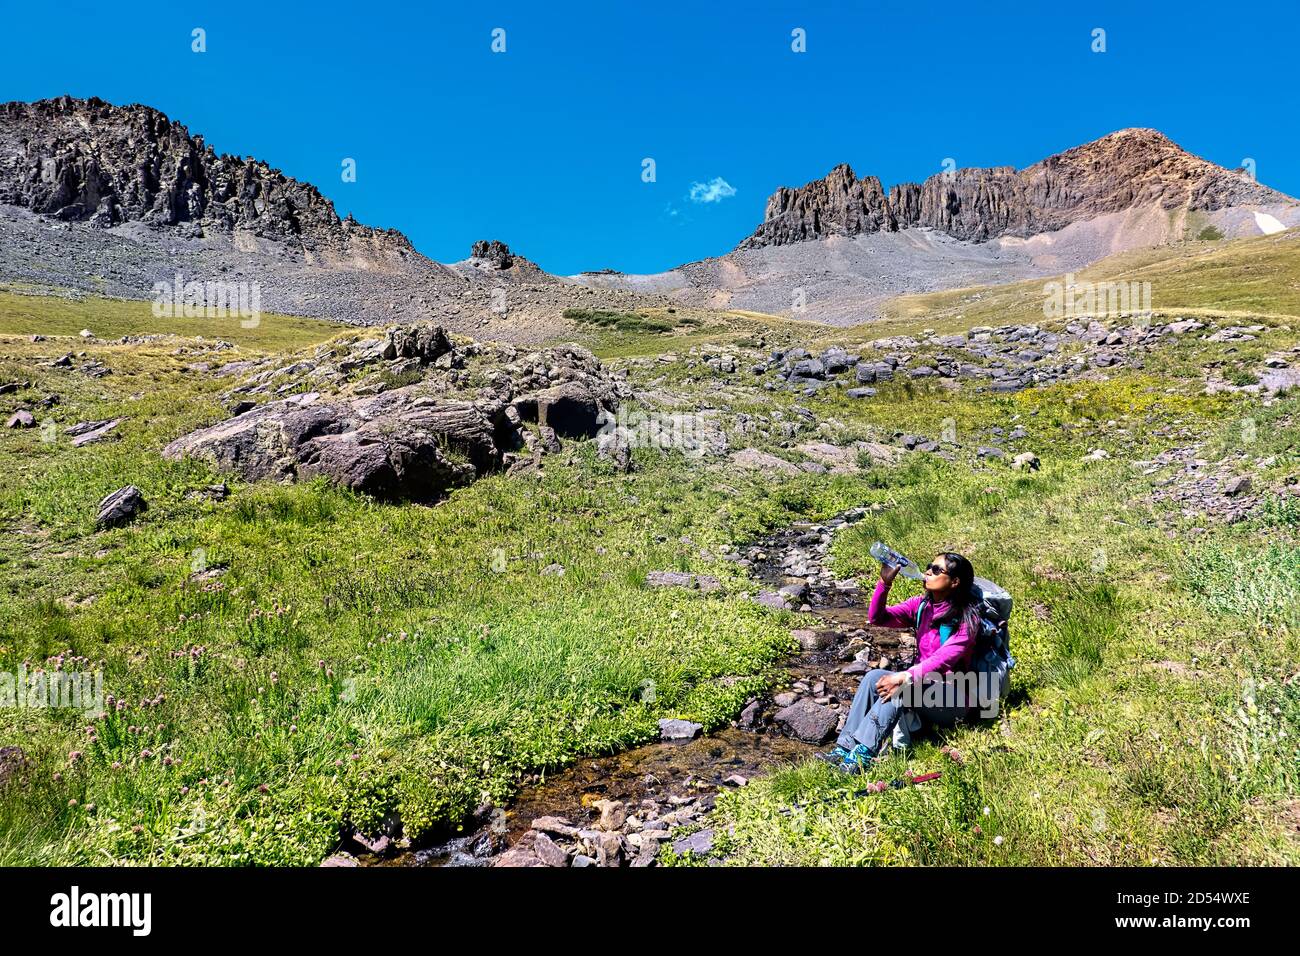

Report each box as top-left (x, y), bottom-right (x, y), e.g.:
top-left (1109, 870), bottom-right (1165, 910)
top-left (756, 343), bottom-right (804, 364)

top-left (0, 288), bottom-right (340, 352)
top-left (2, 228), bottom-right (1298, 866)
top-left (561, 307), bottom-right (680, 334)
top-left (876, 228), bottom-right (1300, 335)
top-left (0, 304), bottom-right (884, 862)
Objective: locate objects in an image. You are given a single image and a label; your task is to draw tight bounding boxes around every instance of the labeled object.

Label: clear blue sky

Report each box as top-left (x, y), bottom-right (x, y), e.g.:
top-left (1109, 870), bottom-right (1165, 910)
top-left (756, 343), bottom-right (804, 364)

top-left (2, 0), bottom-right (1297, 274)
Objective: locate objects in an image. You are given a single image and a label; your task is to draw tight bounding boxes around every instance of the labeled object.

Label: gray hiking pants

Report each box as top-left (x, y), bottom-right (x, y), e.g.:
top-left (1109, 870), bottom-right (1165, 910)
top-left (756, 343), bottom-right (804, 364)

top-left (836, 668), bottom-right (972, 754)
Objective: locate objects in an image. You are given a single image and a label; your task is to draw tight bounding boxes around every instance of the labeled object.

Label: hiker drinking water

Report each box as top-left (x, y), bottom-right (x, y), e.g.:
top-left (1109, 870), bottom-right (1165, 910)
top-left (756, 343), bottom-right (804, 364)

top-left (817, 551), bottom-right (985, 774)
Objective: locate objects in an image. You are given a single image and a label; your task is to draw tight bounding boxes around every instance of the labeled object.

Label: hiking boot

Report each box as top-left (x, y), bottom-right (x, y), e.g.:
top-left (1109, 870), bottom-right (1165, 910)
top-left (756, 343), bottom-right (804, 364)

top-left (814, 746), bottom-right (852, 767)
top-left (838, 744), bottom-right (876, 774)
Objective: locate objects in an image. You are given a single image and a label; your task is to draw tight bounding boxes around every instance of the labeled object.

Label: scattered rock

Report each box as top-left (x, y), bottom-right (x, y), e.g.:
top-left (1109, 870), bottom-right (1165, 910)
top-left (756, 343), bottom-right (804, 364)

top-left (532, 831), bottom-right (571, 867)
top-left (646, 570), bottom-right (696, 589)
top-left (1223, 475), bottom-right (1252, 497)
top-left (595, 831), bottom-right (625, 867)
top-left (95, 485), bottom-right (147, 529)
top-left (67, 418), bottom-right (124, 447)
top-left (791, 628), bottom-right (834, 651)
top-left (5, 410), bottom-right (35, 429)
top-left (658, 718), bottom-right (703, 741)
top-left (774, 699), bottom-right (838, 742)
top-left (737, 699), bottom-right (763, 730)
top-left (753, 590), bottom-right (791, 610)
top-left (593, 799), bottom-right (627, 831)
top-left (672, 828), bottom-right (714, 856)
top-left (729, 447), bottom-right (802, 475)
top-left (531, 816), bottom-right (580, 839)
top-left (493, 835), bottom-right (547, 868)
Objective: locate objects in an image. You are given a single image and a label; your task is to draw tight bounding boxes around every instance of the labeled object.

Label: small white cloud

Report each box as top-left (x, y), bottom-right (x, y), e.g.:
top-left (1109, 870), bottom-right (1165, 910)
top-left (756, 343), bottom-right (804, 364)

top-left (688, 177), bottom-right (736, 204)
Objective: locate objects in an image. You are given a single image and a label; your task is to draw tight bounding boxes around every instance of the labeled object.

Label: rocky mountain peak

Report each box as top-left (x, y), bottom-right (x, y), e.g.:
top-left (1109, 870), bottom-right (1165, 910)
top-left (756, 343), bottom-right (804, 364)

top-left (739, 129), bottom-right (1295, 250)
top-left (0, 96), bottom-right (412, 255)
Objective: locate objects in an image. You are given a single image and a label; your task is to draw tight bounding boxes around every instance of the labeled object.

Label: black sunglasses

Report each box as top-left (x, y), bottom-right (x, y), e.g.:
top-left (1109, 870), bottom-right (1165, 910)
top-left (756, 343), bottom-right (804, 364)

top-left (924, 563), bottom-right (949, 576)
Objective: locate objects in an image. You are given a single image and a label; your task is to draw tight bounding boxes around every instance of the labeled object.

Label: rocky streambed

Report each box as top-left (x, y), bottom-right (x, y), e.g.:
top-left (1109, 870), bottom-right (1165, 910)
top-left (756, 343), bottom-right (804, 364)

top-left (334, 505), bottom-right (913, 868)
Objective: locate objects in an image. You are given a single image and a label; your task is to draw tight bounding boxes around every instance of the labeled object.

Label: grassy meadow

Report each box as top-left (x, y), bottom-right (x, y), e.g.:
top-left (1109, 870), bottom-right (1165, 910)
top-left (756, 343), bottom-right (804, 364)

top-left (0, 231), bottom-right (1297, 866)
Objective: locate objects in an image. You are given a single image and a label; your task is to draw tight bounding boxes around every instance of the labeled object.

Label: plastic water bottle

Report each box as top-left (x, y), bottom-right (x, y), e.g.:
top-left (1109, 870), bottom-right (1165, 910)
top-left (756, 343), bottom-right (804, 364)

top-left (869, 541), bottom-right (924, 580)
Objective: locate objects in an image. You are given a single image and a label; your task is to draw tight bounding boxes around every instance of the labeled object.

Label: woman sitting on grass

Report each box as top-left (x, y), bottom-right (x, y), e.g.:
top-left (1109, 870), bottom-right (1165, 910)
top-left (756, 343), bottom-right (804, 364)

top-left (817, 551), bottom-right (982, 774)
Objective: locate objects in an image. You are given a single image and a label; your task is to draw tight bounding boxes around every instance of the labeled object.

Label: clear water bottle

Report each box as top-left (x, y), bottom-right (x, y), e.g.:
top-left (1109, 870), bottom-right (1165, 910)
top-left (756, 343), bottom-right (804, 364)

top-left (869, 541), bottom-right (924, 580)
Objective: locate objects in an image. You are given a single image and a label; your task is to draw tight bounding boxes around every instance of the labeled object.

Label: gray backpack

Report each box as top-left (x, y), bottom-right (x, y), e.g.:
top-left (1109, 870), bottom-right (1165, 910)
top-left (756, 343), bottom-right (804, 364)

top-left (971, 577), bottom-right (1015, 714)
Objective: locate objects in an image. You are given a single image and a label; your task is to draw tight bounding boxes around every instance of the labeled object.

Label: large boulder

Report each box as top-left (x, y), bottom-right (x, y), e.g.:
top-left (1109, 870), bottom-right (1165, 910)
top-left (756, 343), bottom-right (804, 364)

top-left (387, 325), bottom-right (452, 363)
top-left (164, 328), bottom-right (631, 502)
top-left (163, 389), bottom-right (511, 502)
top-left (729, 448), bottom-right (802, 475)
top-left (774, 699), bottom-right (838, 742)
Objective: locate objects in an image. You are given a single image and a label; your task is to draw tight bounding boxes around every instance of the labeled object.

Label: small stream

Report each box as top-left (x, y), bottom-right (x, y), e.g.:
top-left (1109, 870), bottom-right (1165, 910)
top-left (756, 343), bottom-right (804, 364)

top-left (367, 506), bottom-right (913, 867)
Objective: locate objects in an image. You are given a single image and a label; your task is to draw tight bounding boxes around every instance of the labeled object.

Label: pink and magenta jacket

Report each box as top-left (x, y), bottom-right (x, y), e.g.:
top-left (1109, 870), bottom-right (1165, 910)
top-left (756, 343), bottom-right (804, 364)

top-left (868, 578), bottom-right (976, 683)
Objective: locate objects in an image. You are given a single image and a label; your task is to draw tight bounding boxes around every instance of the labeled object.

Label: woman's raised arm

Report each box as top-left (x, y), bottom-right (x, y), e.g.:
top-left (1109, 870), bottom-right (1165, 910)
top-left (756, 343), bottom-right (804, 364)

top-left (867, 576), bottom-right (923, 629)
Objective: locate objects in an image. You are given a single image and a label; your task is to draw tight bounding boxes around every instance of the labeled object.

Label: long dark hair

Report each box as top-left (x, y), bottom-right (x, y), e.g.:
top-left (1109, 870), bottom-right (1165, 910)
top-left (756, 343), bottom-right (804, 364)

top-left (934, 552), bottom-right (982, 643)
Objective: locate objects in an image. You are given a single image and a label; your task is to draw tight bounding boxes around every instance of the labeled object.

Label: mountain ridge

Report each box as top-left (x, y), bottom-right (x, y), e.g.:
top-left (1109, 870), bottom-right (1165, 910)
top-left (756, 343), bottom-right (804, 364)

top-left (2, 98), bottom-right (1298, 331)
top-left (738, 128), bottom-right (1296, 250)
top-left (0, 95), bottom-right (413, 263)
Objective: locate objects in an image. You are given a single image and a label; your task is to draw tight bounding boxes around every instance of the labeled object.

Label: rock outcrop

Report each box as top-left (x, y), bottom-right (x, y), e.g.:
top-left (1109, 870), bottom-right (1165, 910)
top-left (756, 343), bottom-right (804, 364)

top-left (0, 96), bottom-right (410, 255)
top-left (739, 128), bottom-right (1296, 248)
top-left (162, 324), bottom-right (632, 501)
top-left (469, 240), bottom-right (513, 269)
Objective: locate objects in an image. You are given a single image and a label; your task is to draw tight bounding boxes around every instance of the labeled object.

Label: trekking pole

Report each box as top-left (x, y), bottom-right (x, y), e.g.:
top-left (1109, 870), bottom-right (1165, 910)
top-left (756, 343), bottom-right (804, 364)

top-left (779, 771), bottom-right (942, 815)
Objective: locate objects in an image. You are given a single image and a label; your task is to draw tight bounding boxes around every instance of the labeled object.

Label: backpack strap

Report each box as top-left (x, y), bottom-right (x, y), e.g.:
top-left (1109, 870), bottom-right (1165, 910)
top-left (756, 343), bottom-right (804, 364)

top-left (915, 599), bottom-right (954, 645)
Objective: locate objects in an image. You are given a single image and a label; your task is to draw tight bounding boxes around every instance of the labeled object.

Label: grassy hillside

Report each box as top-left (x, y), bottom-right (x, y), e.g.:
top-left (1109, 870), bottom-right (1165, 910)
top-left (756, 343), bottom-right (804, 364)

top-left (0, 288), bottom-right (342, 352)
top-left (876, 230), bottom-right (1300, 337)
top-left (0, 231), bottom-right (1296, 865)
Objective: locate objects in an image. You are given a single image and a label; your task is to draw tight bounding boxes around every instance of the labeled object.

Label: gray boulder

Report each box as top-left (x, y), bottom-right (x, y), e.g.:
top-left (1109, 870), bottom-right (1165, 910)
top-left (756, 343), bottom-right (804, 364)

top-left (774, 699), bottom-right (837, 742)
top-left (672, 828), bottom-right (714, 856)
top-left (387, 325), bottom-right (452, 363)
top-left (96, 485), bottom-right (147, 529)
top-left (163, 389), bottom-right (509, 502)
